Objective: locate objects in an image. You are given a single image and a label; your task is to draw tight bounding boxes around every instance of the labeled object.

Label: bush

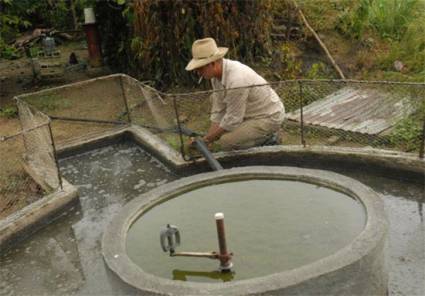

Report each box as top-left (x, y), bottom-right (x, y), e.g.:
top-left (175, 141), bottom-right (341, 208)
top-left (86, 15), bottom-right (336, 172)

top-left (337, 0), bottom-right (421, 41)
top-left (389, 117), bottom-right (423, 152)
top-left (0, 0), bottom-right (93, 59)
top-left (367, 0), bottom-right (419, 40)
top-left (0, 106), bottom-right (18, 118)
top-left (381, 16), bottom-right (425, 77)
top-left (389, 96), bottom-right (425, 152)
top-left (96, 0), bottom-right (274, 88)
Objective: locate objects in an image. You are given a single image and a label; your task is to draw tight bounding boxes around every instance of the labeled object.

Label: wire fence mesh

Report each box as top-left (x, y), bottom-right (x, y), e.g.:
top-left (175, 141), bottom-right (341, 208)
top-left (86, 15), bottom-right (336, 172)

top-left (16, 99), bottom-right (62, 191)
top-left (2, 75), bottom-right (423, 218)
top-left (282, 80), bottom-right (425, 153)
top-left (123, 76), bottom-right (196, 153)
top-left (18, 74), bottom-right (130, 146)
top-left (168, 80), bottom-right (425, 157)
top-left (0, 124), bottom-right (45, 219)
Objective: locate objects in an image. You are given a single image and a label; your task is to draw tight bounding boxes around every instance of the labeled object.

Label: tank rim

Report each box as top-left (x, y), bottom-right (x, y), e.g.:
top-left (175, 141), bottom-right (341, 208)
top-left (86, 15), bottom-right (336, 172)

top-left (102, 166), bottom-right (387, 295)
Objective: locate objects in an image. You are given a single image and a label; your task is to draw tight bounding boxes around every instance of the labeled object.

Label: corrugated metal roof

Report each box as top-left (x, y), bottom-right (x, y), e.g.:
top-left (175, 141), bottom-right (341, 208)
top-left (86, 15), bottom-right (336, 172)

top-left (286, 87), bottom-right (414, 135)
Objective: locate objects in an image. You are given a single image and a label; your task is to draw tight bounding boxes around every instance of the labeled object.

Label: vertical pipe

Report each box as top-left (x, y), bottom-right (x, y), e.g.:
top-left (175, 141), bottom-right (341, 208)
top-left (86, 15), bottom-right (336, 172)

top-left (299, 81), bottom-right (306, 147)
top-left (47, 122), bottom-right (63, 190)
top-left (120, 76), bottom-right (132, 123)
top-left (420, 118), bottom-right (425, 159)
top-left (215, 213), bottom-right (232, 272)
top-left (83, 23), bottom-right (103, 67)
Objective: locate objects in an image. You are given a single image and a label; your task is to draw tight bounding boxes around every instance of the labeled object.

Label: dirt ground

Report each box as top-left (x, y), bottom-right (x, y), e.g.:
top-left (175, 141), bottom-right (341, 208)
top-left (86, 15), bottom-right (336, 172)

top-left (0, 40), bottom-right (112, 218)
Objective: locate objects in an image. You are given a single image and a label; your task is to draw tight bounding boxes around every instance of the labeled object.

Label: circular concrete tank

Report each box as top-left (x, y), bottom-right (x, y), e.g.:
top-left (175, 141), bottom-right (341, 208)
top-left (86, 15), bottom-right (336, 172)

top-left (102, 166), bottom-right (387, 295)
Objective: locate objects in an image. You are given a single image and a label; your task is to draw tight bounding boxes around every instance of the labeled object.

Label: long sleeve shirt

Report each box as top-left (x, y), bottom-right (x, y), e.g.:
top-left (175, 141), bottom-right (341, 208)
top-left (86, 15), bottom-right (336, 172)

top-left (210, 59), bottom-right (285, 131)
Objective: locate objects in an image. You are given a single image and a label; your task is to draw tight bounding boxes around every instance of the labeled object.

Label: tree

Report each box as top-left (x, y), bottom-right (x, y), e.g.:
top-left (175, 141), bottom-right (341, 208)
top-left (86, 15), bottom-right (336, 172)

top-left (96, 0), bottom-right (274, 88)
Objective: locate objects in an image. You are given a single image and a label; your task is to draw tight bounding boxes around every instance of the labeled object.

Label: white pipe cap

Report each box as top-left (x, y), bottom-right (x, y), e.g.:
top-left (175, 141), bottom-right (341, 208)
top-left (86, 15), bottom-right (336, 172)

top-left (214, 212), bottom-right (224, 220)
top-left (84, 8), bottom-right (96, 24)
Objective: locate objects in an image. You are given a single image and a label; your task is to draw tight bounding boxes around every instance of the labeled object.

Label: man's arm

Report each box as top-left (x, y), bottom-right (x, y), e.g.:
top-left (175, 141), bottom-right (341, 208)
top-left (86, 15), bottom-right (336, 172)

top-left (204, 122), bottom-right (226, 144)
top-left (187, 122), bottom-right (226, 148)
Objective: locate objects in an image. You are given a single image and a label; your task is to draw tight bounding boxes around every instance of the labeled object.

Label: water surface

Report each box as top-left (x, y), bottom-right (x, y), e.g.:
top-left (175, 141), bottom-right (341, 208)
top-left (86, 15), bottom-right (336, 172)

top-left (127, 179), bottom-right (366, 282)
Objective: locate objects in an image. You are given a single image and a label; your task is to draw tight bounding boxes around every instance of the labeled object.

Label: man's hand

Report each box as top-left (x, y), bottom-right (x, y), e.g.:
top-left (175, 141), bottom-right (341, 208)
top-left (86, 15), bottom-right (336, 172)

top-left (202, 137), bottom-right (213, 150)
top-left (187, 137), bottom-right (197, 147)
top-left (187, 137), bottom-right (213, 150)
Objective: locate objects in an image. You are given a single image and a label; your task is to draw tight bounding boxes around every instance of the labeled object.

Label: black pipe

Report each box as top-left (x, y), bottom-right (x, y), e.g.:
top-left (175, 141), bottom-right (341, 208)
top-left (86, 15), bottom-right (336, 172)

top-left (178, 125), bottom-right (203, 137)
top-left (176, 125), bottom-right (223, 171)
top-left (193, 138), bottom-right (223, 171)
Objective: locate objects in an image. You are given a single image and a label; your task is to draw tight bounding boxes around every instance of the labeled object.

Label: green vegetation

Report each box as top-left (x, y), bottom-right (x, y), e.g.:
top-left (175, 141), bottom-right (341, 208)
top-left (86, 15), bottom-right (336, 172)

top-left (305, 63), bottom-right (331, 80)
top-left (0, 105), bottom-right (18, 118)
top-left (299, 0), bottom-right (425, 81)
top-left (1, 0), bottom-right (424, 153)
top-left (162, 134), bottom-right (183, 152)
top-left (367, 0), bottom-right (419, 40)
top-left (96, 0), bottom-right (274, 88)
top-left (388, 94), bottom-right (425, 152)
top-left (2, 0), bottom-right (423, 82)
top-left (276, 43), bottom-right (302, 79)
top-left (347, 0), bottom-right (424, 81)
top-left (0, 0), bottom-right (92, 59)
top-left (389, 117), bottom-right (423, 152)
top-left (337, 0), bottom-right (420, 40)
top-left (25, 94), bottom-right (70, 112)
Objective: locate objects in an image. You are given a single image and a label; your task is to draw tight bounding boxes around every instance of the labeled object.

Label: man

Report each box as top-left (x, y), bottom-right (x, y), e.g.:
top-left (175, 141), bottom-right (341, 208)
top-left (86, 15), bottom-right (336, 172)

top-left (186, 37), bottom-right (285, 151)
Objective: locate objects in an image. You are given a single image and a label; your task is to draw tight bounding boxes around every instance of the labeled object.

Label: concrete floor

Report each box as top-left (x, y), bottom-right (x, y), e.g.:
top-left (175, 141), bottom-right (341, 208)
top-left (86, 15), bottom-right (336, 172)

top-left (0, 141), bottom-right (423, 295)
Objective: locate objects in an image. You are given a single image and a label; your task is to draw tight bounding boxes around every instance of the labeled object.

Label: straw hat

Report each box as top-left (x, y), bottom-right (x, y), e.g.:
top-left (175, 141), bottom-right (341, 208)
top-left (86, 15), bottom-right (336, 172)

top-left (185, 38), bottom-right (228, 71)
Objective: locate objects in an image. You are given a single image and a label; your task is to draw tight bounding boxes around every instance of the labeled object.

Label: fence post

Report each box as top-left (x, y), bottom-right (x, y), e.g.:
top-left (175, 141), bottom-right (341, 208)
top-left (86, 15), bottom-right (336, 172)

top-left (120, 75), bottom-right (132, 124)
top-left (171, 95), bottom-right (187, 160)
top-left (298, 80), bottom-right (306, 147)
top-left (420, 118), bottom-right (425, 159)
top-left (47, 121), bottom-right (63, 190)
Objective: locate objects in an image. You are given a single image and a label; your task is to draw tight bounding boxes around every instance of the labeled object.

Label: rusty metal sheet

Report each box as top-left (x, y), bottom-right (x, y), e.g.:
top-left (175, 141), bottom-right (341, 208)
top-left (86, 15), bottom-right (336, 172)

top-left (286, 87), bottom-right (414, 135)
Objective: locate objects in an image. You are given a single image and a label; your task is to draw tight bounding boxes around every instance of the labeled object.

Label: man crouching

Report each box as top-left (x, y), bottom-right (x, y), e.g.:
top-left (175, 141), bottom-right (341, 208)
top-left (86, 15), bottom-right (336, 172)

top-left (186, 37), bottom-right (285, 151)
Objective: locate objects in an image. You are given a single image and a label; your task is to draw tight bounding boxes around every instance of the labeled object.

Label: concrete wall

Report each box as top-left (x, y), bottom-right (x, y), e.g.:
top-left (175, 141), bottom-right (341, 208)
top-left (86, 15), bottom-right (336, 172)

top-left (102, 166), bottom-right (388, 296)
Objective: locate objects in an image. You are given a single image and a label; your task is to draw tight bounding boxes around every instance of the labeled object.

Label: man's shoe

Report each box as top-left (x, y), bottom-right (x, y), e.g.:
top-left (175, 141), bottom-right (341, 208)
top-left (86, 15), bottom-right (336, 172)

top-left (261, 131), bottom-right (282, 146)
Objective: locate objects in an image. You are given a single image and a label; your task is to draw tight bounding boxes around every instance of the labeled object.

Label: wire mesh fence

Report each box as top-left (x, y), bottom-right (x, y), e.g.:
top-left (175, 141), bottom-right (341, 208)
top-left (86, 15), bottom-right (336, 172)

top-left (0, 124), bottom-right (45, 219)
top-left (17, 74), bottom-right (130, 146)
top-left (122, 76), bottom-right (203, 154)
top-left (2, 76), bottom-right (423, 218)
top-left (282, 80), bottom-right (424, 154)
top-left (16, 100), bottom-right (62, 191)
top-left (168, 79), bottom-right (425, 158)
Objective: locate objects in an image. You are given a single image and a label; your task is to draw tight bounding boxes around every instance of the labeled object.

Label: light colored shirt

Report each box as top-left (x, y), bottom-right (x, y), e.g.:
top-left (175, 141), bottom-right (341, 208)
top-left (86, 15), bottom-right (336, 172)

top-left (210, 59), bottom-right (285, 131)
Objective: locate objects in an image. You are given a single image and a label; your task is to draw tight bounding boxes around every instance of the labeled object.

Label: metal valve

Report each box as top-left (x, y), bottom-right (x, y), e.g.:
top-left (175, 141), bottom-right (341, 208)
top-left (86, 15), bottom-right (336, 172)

top-left (160, 224), bottom-right (180, 254)
top-left (160, 213), bottom-right (233, 272)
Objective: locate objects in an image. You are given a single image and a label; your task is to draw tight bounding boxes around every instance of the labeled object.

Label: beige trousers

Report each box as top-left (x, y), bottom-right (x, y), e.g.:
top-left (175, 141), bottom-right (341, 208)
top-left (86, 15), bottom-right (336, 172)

top-left (218, 117), bottom-right (282, 151)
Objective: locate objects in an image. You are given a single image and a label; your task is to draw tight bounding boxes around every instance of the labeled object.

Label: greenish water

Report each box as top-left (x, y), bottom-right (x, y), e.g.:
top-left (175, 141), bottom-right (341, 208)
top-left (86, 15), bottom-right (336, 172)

top-left (127, 179), bottom-right (366, 283)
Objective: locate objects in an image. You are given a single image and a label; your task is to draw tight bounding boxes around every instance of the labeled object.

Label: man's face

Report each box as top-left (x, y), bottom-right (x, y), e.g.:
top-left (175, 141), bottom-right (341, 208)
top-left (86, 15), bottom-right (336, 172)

top-left (195, 62), bottom-right (215, 80)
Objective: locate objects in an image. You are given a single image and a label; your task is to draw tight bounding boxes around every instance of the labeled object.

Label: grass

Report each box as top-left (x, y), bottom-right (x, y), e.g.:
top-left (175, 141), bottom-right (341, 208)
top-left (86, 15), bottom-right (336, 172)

top-left (389, 117), bottom-right (423, 152)
top-left (298, 0), bottom-right (424, 81)
top-left (367, 0), bottom-right (420, 40)
top-left (0, 106), bottom-right (18, 118)
top-left (25, 94), bottom-right (70, 113)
